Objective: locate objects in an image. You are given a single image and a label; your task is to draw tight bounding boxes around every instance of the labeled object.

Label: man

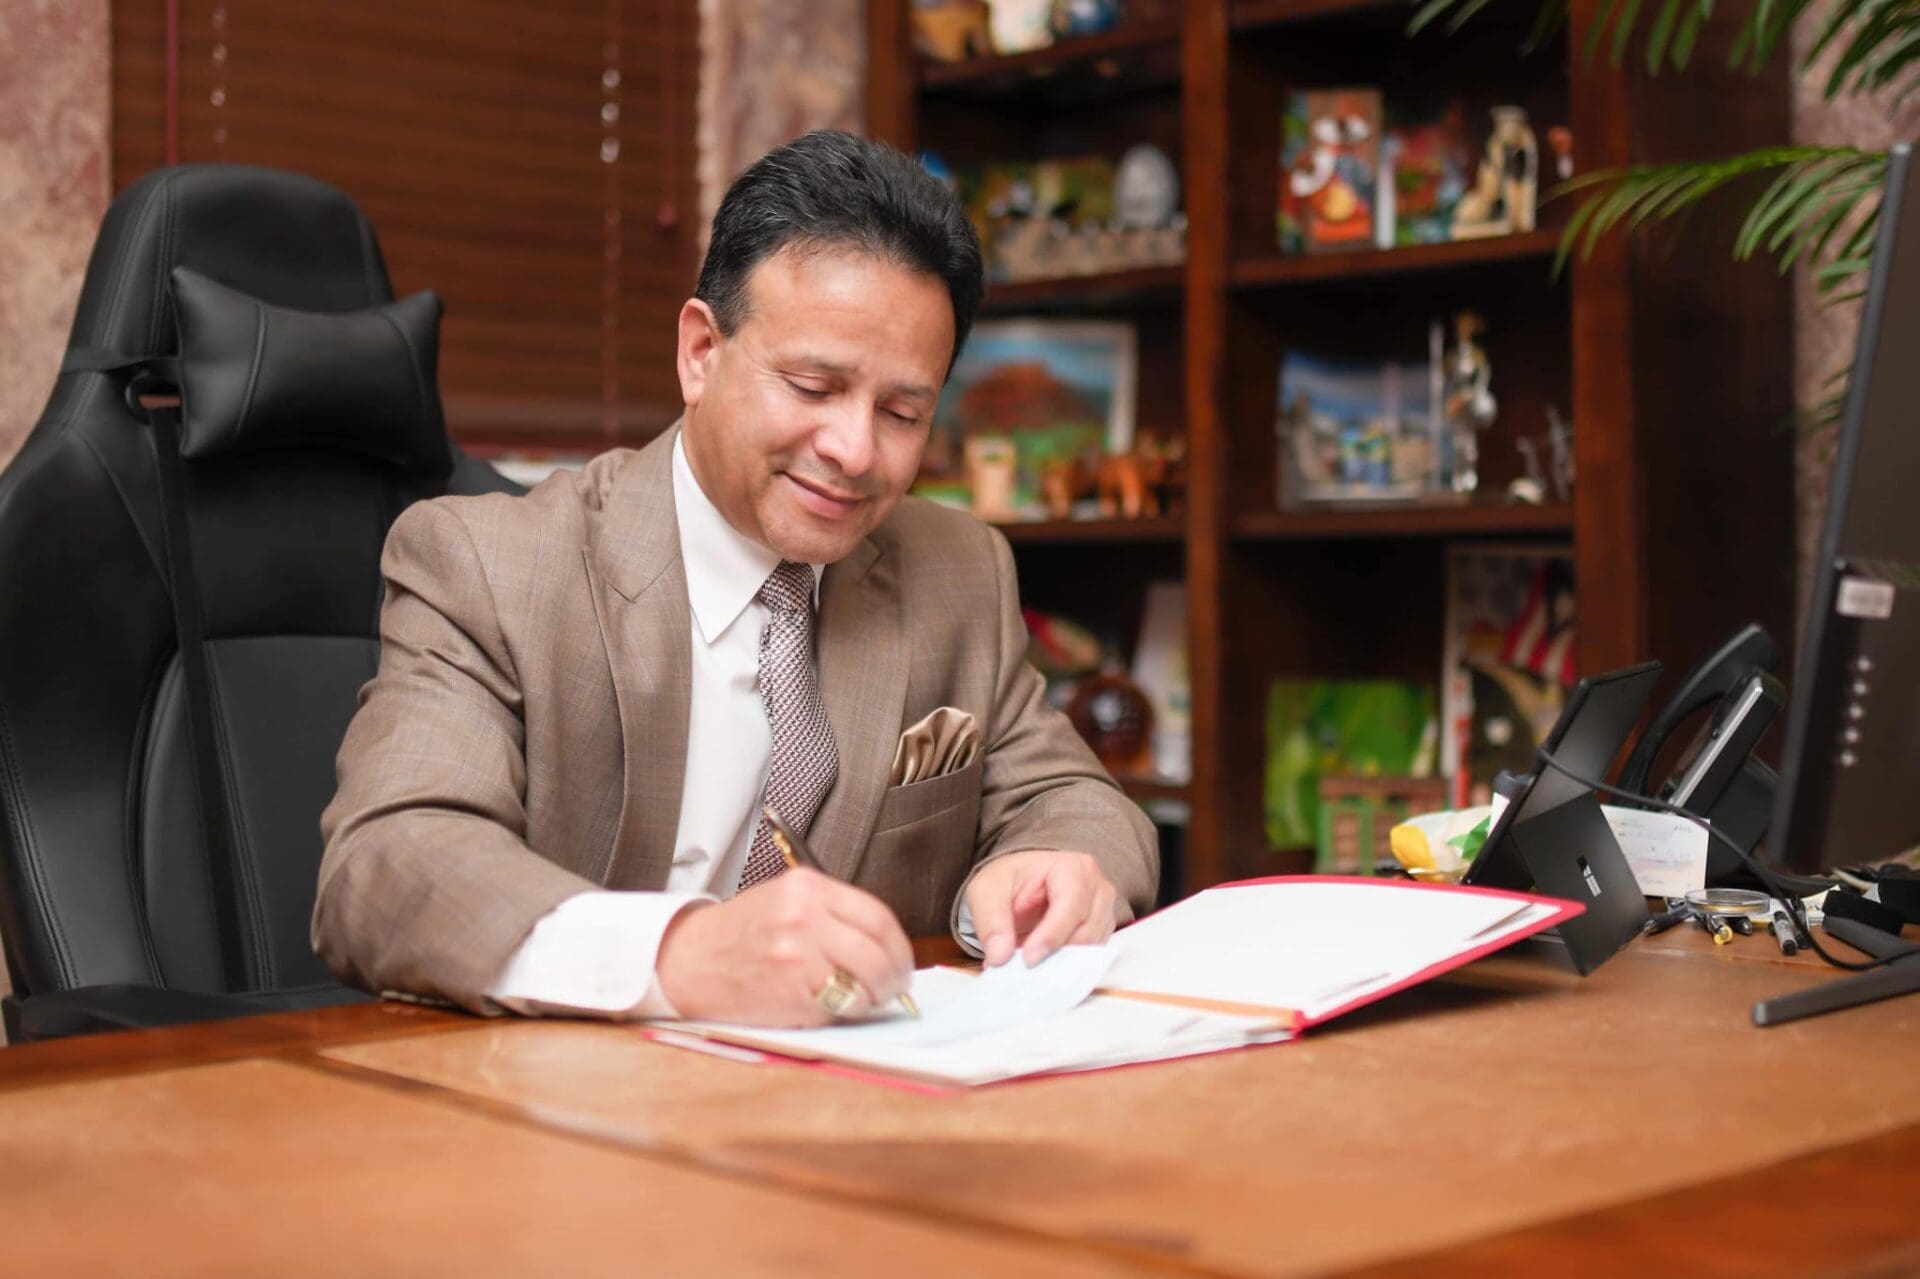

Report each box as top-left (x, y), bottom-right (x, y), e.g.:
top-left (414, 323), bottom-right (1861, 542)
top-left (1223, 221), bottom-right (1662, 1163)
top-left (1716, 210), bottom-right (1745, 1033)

top-left (313, 130), bottom-right (1157, 1027)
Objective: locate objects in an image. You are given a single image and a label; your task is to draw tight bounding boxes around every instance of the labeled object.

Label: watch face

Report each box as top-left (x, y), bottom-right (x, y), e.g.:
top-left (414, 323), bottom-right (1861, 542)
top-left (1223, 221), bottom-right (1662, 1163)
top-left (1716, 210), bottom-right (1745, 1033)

top-left (1114, 145), bottom-right (1180, 229)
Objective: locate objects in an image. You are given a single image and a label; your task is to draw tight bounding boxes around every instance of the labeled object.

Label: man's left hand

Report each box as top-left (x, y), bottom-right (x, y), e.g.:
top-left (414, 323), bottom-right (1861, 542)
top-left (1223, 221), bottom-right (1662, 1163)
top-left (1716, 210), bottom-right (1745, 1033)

top-left (963, 850), bottom-right (1123, 968)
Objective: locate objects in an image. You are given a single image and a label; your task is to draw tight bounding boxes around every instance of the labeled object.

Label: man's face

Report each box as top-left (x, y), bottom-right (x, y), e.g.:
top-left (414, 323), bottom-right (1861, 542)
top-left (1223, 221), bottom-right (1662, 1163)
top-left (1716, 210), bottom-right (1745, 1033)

top-left (676, 245), bottom-right (955, 565)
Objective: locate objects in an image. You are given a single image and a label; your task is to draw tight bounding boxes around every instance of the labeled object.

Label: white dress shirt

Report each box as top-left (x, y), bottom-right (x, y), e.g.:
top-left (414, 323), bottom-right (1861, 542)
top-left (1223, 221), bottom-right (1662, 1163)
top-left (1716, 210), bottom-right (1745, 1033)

top-left (488, 436), bottom-right (820, 1019)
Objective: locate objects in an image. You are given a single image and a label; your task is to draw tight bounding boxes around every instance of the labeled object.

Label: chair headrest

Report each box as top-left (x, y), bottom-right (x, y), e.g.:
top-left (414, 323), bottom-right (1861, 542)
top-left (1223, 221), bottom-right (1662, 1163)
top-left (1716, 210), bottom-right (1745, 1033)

top-left (65, 165), bottom-right (396, 366)
top-left (171, 267), bottom-right (450, 472)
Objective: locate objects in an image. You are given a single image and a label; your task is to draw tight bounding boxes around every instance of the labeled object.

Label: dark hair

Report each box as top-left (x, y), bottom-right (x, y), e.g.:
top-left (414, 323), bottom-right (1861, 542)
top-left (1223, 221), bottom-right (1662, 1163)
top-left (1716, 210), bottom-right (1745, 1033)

top-left (694, 130), bottom-right (985, 372)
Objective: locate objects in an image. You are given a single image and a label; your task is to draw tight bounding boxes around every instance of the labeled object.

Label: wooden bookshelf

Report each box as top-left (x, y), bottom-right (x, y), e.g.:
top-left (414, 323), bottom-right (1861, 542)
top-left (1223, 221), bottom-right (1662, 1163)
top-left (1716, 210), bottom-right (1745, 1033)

top-left (918, 19), bottom-right (1181, 92)
top-left (870, 0), bottom-right (1794, 894)
top-left (1232, 502), bottom-right (1573, 541)
top-left (981, 265), bottom-right (1185, 313)
top-left (995, 516), bottom-right (1185, 545)
top-left (1231, 0), bottom-right (1404, 29)
top-left (1229, 229), bottom-right (1562, 289)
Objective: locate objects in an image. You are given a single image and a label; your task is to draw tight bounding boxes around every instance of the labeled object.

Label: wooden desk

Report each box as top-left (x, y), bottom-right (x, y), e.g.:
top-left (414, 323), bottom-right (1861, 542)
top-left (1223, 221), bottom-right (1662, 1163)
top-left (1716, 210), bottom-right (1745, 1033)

top-left (3, 927), bottom-right (1916, 1276)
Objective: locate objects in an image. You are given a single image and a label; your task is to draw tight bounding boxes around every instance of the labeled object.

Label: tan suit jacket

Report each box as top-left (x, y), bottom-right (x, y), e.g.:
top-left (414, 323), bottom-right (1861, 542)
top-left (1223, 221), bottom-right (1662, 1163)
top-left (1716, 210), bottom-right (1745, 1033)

top-left (313, 428), bottom-right (1158, 1011)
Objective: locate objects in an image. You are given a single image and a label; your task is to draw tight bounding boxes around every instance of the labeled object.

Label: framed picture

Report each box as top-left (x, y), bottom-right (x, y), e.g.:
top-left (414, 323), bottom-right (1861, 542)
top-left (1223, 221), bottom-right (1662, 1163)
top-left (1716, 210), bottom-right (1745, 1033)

top-left (918, 319), bottom-right (1137, 518)
top-left (1442, 543), bottom-right (1578, 808)
top-left (1276, 350), bottom-right (1436, 507)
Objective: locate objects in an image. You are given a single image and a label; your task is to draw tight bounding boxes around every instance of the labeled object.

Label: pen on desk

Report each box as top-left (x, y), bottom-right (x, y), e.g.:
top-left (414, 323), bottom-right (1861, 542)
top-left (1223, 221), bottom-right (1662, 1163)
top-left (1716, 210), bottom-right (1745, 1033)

top-left (1695, 908), bottom-right (1733, 945)
top-left (1642, 900), bottom-right (1692, 936)
top-left (1771, 910), bottom-right (1800, 956)
top-left (762, 805), bottom-right (921, 1019)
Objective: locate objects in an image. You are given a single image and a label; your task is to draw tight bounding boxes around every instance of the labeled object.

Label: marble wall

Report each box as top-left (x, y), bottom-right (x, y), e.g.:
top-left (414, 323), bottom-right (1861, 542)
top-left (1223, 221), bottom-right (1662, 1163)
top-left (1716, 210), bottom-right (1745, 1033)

top-left (697, 0), bottom-right (865, 233)
top-left (0, 0), bottom-right (112, 471)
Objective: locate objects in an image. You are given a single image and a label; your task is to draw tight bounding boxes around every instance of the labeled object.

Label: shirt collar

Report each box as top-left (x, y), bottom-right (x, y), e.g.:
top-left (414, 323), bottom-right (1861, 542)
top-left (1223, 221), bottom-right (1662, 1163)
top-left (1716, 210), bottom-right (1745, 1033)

top-left (672, 434), bottom-right (821, 646)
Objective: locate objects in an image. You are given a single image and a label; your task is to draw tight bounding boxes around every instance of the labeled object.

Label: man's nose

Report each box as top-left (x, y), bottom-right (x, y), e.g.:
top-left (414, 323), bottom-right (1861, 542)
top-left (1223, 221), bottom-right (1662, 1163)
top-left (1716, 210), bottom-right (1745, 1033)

top-left (811, 403), bottom-right (877, 478)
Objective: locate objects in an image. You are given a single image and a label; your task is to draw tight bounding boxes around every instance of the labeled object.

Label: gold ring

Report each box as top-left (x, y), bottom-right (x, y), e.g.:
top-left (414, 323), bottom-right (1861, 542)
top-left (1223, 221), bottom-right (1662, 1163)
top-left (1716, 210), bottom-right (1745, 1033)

top-left (814, 968), bottom-right (863, 1018)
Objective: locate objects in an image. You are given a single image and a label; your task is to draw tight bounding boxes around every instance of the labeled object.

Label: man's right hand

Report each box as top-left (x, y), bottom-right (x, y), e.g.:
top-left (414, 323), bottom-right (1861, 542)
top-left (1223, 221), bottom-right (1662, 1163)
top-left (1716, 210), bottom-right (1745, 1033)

top-left (654, 867), bottom-right (914, 1026)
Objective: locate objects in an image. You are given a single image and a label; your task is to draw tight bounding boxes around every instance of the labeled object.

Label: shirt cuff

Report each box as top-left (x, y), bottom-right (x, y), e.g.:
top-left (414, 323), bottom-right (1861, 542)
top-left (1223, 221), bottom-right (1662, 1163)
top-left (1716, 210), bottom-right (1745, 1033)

top-left (953, 900), bottom-right (983, 958)
top-left (488, 890), bottom-right (711, 1020)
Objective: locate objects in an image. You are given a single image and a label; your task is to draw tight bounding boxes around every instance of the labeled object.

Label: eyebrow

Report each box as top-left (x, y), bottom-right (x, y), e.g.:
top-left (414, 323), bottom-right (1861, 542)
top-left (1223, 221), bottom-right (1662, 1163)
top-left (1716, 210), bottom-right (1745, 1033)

top-left (786, 357), bottom-right (937, 403)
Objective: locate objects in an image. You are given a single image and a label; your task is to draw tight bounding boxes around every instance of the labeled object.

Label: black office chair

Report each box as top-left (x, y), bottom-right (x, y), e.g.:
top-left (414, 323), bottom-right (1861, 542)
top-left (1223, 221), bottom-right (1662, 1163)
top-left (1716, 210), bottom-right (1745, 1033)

top-left (0, 165), bottom-right (521, 1041)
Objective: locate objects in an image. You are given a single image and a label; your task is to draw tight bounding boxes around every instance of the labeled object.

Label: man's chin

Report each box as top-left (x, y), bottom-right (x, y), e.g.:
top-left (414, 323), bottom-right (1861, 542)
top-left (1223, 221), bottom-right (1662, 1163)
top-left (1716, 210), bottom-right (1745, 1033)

top-left (761, 513), bottom-right (869, 566)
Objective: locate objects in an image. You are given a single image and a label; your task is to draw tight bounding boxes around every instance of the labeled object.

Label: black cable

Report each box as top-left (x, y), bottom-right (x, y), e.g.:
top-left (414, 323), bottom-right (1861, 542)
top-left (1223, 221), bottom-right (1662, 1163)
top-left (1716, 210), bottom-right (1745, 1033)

top-left (1531, 747), bottom-right (1888, 974)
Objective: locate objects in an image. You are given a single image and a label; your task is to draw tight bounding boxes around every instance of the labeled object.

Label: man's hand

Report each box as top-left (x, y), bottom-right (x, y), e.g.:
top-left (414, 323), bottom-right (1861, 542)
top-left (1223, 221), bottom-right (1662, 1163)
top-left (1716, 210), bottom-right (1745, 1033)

top-left (964, 850), bottom-right (1124, 968)
top-left (655, 868), bottom-right (914, 1026)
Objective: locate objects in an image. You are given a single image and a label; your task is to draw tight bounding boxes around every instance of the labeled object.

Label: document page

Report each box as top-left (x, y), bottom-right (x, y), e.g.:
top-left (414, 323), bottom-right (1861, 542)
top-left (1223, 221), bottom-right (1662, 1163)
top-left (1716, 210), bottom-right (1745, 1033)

top-left (653, 879), bottom-right (1570, 1086)
top-left (1104, 880), bottom-right (1566, 1023)
top-left (668, 946), bottom-right (1288, 1086)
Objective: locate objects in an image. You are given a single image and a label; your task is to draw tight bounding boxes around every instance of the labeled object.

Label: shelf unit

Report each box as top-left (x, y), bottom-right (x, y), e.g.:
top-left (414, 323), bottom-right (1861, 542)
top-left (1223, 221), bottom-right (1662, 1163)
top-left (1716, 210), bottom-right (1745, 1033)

top-left (868, 0), bottom-right (1794, 895)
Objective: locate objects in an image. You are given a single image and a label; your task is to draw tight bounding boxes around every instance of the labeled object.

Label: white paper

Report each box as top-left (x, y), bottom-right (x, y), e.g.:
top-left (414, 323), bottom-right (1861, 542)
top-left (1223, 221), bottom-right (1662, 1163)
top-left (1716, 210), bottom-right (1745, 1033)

top-left (1105, 880), bottom-right (1553, 1021)
top-left (673, 947), bottom-right (1286, 1086)
top-left (1601, 804), bottom-right (1709, 897)
top-left (677, 945), bottom-right (1115, 1055)
top-left (657, 880), bottom-right (1563, 1086)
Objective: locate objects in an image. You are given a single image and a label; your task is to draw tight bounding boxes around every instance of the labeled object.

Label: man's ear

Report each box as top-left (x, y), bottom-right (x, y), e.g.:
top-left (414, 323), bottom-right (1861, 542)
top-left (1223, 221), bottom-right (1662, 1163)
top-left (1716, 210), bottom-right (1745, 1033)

top-left (677, 298), bottom-right (724, 408)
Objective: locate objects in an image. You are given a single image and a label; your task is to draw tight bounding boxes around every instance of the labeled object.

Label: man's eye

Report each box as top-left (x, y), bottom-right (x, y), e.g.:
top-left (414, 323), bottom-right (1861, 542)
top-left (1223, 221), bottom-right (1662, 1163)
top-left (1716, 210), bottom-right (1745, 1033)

top-left (882, 407), bottom-right (920, 426)
top-left (787, 381), bottom-right (829, 400)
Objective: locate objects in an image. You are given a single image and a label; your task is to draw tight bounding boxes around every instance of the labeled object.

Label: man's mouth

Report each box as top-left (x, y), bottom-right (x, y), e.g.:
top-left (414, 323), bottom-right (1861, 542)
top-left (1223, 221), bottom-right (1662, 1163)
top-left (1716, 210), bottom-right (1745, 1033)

top-left (783, 471), bottom-right (863, 517)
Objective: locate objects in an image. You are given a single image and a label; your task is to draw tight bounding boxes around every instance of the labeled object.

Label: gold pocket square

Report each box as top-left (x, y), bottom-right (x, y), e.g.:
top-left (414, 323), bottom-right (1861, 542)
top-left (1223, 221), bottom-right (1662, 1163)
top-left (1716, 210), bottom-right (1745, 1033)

top-left (888, 706), bottom-right (980, 787)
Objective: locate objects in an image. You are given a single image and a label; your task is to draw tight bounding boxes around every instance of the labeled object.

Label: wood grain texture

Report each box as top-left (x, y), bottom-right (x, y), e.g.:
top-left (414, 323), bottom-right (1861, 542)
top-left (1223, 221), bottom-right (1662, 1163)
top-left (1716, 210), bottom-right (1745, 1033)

top-left (0, 1057), bottom-right (1170, 1277)
top-left (322, 930), bottom-right (1920, 1277)
top-left (0, 999), bottom-right (467, 1093)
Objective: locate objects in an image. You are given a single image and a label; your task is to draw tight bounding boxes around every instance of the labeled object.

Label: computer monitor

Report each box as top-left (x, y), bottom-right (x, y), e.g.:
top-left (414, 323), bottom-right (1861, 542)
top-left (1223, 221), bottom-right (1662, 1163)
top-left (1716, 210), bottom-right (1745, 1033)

top-left (1769, 140), bottom-right (1920, 878)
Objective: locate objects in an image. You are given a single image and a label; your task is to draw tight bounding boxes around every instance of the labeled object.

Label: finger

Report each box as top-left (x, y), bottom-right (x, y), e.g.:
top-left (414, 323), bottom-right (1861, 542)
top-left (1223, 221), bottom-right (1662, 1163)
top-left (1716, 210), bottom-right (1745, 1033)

top-left (818, 878), bottom-right (915, 981)
top-left (966, 864), bottom-right (1019, 968)
top-left (1066, 884), bottom-right (1118, 946)
top-left (1020, 865), bottom-right (1096, 966)
top-left (818, 918), bottom-right (910, 1009)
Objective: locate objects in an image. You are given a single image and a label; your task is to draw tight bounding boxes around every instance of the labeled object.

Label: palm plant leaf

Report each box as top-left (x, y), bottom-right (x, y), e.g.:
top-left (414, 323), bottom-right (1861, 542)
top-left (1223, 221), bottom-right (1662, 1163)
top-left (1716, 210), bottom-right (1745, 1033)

top-left (1408, 0), bottom-right (1920, 99)
top-left (1550, 147), bottom-right (1884, 299)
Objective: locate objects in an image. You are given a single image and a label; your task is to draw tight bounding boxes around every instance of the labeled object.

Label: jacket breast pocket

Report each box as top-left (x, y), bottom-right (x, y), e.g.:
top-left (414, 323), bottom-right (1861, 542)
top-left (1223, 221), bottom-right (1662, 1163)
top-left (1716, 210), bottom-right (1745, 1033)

top-left (865, 756), bottom-right (985, 936)
top-left (872, 755), bottom-right (984, 835)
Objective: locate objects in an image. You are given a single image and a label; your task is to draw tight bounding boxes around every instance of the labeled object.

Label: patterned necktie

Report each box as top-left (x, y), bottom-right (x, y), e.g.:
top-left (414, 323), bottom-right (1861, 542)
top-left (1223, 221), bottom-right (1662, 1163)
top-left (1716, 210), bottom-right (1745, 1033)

top-left (737, 560), bottom-right (839, 890)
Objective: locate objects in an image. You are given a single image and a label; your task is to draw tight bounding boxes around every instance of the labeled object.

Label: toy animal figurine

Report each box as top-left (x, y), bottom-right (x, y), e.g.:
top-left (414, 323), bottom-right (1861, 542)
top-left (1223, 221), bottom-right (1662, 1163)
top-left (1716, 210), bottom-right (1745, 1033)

top-left (1040, 454), bottom-right (1091, 519)
top-left (911, 0), bottom-right (993, 63)
top-left (1095, 436), bottom-right (1183, 519)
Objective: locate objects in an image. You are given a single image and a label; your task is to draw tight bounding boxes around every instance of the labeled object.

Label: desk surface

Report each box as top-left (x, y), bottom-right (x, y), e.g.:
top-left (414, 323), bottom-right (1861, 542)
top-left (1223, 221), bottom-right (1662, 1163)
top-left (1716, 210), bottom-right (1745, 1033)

top-left (3, 926), bottom-right (1917, 1277)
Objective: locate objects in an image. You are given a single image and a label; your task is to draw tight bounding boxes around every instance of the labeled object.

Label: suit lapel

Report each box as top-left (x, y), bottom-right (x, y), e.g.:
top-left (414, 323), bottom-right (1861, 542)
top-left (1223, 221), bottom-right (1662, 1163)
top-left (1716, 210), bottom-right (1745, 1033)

top-left (808, 535), bottom-right (908, 883)
top-left (585, 431), bottom-right (690, 891)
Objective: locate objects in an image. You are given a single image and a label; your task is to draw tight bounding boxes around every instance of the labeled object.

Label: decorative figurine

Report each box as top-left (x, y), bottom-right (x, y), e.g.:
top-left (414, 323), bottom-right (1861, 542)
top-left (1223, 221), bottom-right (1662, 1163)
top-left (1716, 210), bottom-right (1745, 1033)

top-left (1451, 106), bottom-right (1538, 240)
top-left (988, 0), bottom-right (1056, 54)
top-left (1113, 143), bottom-right (1179, 229)
top-left (1050, 0), bottom-right (1124, 39)
top-left (1441, 311), bottom-right (1497, 494)
top-left (965, 435), bottom-right (1020, 521)
top-left (1508, 438), bottom-right (1547, 504)
top-left (910, 0), bottom-right (993, 62)
top-left (1066, 662), bottom-right (1154, 774)
top-left (1545, 403), bottom-right (1574, 501)
top-left (1040, 453), bottom-right (1089, 519)
top-left (1283, 89), bottom-right (1383, 252)
top-left (1547, 125), bottom-right (1575, 182)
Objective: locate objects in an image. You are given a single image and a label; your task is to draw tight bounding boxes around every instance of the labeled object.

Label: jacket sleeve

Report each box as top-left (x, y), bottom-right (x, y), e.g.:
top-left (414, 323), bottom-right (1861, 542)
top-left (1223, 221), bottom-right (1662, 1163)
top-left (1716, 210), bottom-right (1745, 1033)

top-left (312, 499), bottom-right (597, 1012)
top-left (958, 526), bottom-right (1160, 924)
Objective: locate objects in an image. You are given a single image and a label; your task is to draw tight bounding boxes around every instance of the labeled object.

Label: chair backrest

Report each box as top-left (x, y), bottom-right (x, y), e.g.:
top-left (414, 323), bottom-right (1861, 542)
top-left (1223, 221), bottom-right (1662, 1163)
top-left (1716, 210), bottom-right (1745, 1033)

top-left (0, 165), bottom-right (518, 998)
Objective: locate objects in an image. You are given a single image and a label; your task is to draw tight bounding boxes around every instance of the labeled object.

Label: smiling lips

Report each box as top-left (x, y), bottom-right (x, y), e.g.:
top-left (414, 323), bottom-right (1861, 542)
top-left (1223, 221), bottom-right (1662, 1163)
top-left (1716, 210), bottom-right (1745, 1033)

top-left (783, 471), bottom-right (864, 518)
